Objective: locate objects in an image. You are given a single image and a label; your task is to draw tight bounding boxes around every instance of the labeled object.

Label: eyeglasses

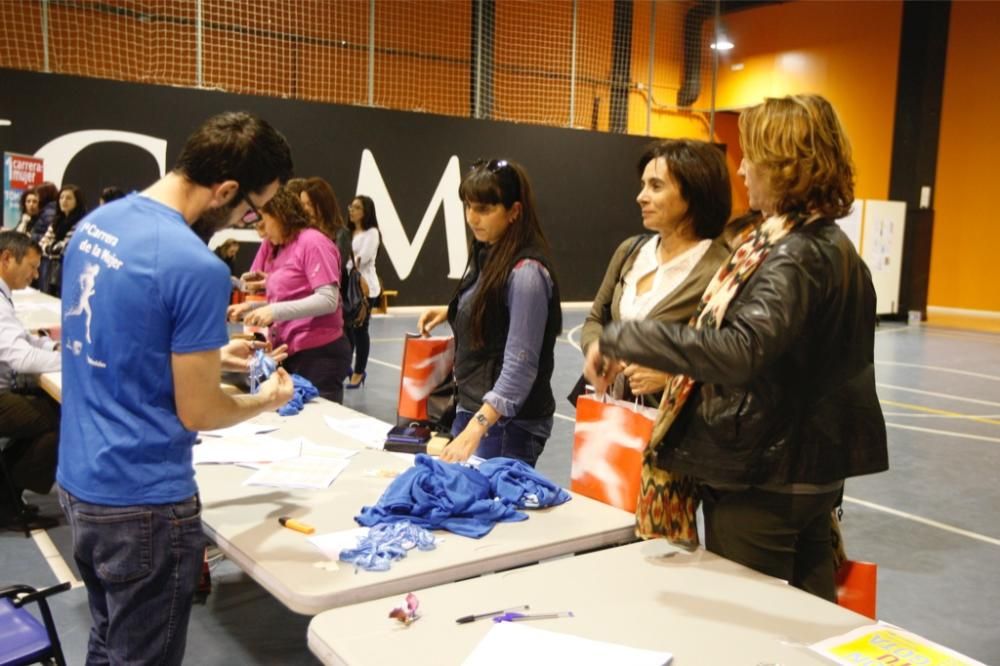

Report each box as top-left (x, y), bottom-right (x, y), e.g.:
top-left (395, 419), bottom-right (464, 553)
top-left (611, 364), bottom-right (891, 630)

top-left (239, 190), bottom-right (263, 227)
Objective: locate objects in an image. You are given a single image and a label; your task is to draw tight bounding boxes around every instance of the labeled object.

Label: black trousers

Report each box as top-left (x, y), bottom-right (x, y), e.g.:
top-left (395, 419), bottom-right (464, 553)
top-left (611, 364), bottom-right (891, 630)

top-left (283, 335), bottom-right (353, 404)
top-left (344, 296), bottom-right (379, 374)
top-left (701, 484), bottom-right (843, 602)
top-left (0, 390), bottom-right (60, 496)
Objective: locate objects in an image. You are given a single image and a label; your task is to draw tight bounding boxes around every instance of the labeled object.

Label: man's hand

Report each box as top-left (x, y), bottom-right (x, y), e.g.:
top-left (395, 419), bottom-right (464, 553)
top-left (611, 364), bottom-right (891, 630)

top-left (257, 367), bottom-right (294, 409)
top-left (622, 364), bottom-right (669, 396)
top-left (417, 307), bottom-right (448, 337)
top-left (220, 339), bottom-right (289, 372)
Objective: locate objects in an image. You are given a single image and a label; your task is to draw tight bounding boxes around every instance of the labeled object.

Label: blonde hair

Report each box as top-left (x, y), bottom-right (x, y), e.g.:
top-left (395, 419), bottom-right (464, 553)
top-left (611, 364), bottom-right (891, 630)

top-left (739, 94), bottom-right (854, 220)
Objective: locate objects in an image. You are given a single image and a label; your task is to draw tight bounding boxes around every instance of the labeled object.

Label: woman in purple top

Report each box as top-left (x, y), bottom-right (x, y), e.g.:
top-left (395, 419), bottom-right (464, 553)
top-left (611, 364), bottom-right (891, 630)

top-left (418, 159), bottom-right (561, 467)
top-left (227, 188), bottom-right (352, 402)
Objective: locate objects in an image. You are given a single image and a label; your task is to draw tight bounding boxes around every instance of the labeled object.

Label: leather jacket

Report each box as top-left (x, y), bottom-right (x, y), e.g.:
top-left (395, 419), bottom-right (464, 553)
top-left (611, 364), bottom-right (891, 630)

top-left (600, 220), bottom-right (888, 485)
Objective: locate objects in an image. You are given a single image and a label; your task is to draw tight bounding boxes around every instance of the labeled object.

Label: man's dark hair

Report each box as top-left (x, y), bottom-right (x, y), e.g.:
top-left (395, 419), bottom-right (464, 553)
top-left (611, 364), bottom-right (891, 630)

top-left (174, 111), bottom-right (294, 195)
top-left (100, 186), bottom-right (126, 204)
top-left (0, 230), bottom-right (42, 261)
top-left (637, 139), bottom-right (732, 240)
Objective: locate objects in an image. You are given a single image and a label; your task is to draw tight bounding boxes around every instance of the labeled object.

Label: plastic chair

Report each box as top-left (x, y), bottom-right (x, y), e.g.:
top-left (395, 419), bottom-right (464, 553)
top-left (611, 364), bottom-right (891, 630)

top-left (0, 582), bottom-right (71, 666)
top-left (0, 437), bottom-right (32, 538)
top-left (836, 560), bottom-right (878, 619)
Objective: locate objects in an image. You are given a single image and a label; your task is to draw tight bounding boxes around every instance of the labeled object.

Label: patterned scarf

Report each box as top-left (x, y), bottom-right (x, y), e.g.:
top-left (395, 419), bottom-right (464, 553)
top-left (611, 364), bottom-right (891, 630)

top-left (635, 214), bottom-right (794, 546)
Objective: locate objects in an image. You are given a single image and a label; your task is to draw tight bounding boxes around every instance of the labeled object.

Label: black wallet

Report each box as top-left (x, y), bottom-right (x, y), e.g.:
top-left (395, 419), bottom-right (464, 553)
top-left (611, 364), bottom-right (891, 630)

top-left (384, 424), bottom-right (432, 453)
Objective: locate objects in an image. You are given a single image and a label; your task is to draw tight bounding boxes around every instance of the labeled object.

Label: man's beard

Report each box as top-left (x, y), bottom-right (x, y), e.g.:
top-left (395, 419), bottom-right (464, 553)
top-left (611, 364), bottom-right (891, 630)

top-left (191, 200), bottom-right (238, 245)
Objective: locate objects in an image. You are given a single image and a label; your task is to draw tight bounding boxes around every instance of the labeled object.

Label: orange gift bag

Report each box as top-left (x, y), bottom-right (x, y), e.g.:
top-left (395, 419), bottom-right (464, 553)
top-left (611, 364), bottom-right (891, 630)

top-left (397, 333), bottom-right (455, 425)
top-left (570, 393), bottom-right (657, 512)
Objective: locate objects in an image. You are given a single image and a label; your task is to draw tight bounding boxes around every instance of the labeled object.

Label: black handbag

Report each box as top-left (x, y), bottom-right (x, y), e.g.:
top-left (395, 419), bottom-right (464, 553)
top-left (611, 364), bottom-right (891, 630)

top-left (341, 250), bottom-right (370, 328)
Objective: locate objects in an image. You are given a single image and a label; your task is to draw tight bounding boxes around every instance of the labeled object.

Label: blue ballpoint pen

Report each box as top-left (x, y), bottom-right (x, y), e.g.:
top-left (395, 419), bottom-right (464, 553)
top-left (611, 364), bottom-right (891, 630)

top-left (493, 611), bottom-right (574, 622)
top-left (455, 604), bottom-right (530, 624)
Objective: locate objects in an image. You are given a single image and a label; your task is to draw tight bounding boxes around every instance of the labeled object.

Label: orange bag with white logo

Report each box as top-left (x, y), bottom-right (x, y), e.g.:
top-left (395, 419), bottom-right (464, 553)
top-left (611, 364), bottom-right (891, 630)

top-left (397, 333), bottom-right (455, 424)
top-left (571, 393), bottom-right (657, 512)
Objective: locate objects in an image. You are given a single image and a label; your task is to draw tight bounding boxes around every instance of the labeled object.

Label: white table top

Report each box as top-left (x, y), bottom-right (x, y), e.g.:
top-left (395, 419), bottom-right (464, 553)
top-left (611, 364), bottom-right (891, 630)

top-left (12, 287), bottom-right (61, 330)
top-left (308, 539), bottom-right (873, 666)
top-left (196, 399), bottom-right (636, 615)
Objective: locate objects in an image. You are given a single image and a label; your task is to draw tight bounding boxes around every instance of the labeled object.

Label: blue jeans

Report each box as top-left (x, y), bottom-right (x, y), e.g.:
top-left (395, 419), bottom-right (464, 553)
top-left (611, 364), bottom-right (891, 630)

top-left (451, 411), bottom-right (545, 467)
top-left (59, 488), bottom-right (205, 666)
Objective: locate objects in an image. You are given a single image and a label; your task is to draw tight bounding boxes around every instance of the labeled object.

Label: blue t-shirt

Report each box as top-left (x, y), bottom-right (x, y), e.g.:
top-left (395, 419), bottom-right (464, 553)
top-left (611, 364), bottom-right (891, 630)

top-left (56, 193), bottom-right (230, 505)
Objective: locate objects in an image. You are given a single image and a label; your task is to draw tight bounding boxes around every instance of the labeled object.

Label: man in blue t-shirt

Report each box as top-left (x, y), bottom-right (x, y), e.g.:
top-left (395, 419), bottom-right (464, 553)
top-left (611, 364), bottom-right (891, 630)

top-left (57, 111), bottom-right (294, 666)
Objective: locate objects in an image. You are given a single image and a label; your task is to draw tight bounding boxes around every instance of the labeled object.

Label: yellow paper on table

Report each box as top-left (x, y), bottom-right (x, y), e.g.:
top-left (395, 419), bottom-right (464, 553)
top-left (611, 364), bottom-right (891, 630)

top-left (810, 623), bottom-right (987, 666)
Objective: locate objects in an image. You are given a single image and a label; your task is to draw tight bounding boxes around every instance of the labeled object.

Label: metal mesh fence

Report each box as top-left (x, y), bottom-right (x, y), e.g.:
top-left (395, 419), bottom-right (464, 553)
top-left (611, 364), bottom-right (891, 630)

top-left (0, 0), bottom-right (724, 136)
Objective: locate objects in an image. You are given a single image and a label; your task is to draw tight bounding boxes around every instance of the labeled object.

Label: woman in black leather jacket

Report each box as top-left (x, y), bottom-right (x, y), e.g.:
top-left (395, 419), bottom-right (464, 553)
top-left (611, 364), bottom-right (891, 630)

top-left (584, 94), bottom-right (888, 601)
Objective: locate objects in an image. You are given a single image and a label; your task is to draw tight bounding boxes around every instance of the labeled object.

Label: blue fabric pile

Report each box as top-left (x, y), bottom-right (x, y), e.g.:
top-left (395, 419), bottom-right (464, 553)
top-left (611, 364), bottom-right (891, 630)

top-left (277, 374), bottom-right (319, 416)
top-left (338, 521), bottom-right (436, 572)
top-left (356, 454), bottom-right (571, 538)
top-left (478, 457), bottom-right (572, 509)
top-left (248, 349), bottom-right (318, 416)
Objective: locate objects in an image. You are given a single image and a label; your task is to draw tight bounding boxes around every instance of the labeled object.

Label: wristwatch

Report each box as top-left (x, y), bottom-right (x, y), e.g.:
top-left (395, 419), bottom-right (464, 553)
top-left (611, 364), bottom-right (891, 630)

top-left (473, 412), bottom-right (489, 429)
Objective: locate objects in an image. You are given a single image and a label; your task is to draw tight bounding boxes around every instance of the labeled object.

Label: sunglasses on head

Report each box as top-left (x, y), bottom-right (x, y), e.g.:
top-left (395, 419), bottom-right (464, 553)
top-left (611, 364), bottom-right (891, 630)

top-left (470, 158), bottom-right (520, 202)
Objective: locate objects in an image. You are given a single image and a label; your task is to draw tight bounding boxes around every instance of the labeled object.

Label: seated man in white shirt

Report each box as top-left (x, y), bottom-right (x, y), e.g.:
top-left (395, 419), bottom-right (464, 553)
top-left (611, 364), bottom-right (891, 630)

top-left (0, 231), bottom-right (61, 529)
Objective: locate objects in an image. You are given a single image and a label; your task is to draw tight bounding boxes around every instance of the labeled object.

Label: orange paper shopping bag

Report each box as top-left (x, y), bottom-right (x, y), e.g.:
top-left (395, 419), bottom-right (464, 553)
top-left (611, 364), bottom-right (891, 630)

top-left (571, 393), bottom-right (657, 512)
top-left (397, 333), bottom-right (455, 423)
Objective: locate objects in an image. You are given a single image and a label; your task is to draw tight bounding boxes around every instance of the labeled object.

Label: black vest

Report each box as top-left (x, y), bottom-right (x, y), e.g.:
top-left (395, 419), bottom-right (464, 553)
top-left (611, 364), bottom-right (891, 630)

top-left (447, 242), bottom-right (561, 420)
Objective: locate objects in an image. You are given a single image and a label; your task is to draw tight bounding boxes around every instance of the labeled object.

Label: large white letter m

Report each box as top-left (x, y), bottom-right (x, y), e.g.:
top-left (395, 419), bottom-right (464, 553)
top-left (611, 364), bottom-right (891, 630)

top-left (355, 149), bottom-right (467, 281)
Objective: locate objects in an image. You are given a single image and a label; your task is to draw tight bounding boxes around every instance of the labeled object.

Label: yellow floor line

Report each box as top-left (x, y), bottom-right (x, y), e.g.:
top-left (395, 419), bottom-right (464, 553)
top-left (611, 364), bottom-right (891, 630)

top-left (885, 422), bottom-right (1000, 443)
top-left (880, 399), bottom-right (1000, 426)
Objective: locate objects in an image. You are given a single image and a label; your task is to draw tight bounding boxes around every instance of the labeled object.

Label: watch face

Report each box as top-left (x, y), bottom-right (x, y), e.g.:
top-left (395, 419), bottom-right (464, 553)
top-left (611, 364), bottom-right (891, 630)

top-left (475, 413), bottom-right (488, 427)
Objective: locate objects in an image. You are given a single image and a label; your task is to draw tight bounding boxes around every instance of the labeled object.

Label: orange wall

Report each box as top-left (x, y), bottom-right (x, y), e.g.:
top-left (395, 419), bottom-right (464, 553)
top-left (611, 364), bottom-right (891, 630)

top-left (710, 1), bottom-right (903, 204)
top-left (929, 1), bottom-right (999, 312)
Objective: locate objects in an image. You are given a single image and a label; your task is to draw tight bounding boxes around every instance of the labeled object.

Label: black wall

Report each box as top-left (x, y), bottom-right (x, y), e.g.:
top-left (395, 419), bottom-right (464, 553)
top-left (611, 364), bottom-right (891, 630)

top-left (0, 68), bottom-right (655, 304)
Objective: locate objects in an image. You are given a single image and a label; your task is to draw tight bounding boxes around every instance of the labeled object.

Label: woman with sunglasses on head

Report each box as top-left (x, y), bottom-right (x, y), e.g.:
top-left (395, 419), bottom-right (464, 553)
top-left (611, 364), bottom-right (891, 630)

top-left (584, 95), bottom-right (888, 600)
top-left (344, 195), bottom-right (381, 388)
top-left (227, 187), bottom-right (352, 403)
top-left (418, 159), bottom-right (561, 466)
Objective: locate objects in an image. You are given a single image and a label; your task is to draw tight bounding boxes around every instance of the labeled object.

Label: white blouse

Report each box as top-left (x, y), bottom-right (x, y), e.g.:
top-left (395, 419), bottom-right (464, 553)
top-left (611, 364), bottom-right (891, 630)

top-left (618, 237), bottom-right (712, 321)
top-left (350, 227), bottom-right (381, 298)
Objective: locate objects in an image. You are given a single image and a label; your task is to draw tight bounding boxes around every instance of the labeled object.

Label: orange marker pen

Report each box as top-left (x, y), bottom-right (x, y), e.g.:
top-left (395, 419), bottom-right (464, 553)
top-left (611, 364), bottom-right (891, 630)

top-left (278, 516), bottom-right (315, 535)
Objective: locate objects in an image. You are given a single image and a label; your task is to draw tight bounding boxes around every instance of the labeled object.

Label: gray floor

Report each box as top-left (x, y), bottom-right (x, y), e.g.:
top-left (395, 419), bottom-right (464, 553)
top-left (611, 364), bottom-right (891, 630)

top-left (3, 310), bottom-right (998, 665)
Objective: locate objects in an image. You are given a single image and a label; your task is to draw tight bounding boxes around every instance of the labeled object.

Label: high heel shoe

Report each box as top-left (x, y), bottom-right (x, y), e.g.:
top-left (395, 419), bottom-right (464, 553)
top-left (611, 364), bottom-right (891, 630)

top-left (345, 371), bottom-right (367, 389)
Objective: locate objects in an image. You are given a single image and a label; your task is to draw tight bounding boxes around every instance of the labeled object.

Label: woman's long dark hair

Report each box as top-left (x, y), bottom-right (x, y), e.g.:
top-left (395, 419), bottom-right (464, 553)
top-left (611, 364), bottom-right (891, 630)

top-left (53, 184), bottom-right (87, 241)
top-left (352, 195), bottom-right (379, 231)
top-left (458, 159), bottom-right (551, 349)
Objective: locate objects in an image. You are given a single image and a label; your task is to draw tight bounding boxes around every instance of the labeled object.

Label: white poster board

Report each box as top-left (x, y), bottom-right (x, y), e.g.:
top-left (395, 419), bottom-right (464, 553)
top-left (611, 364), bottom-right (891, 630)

top-left (835, 201), bottom-right (864, 251)
top-left (860, 200), bottom-right (906, 315)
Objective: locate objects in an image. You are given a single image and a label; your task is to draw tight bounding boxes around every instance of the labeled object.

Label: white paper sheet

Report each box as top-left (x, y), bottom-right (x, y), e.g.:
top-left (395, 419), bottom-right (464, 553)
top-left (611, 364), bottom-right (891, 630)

top-left (300, 439), bottom-right (360, 460)
top-left (200, 417), bottom-right (283, 439)
top-left (307, 527), bottom-right (370, 560)
top-left (192, 435), bottom-right (302, 465)
top-left (323, 415), bottom-right (392, 449)
top-left (462, 622), bottom-right (671, 666)
top-left (243, 456), bottom-right (351, 489)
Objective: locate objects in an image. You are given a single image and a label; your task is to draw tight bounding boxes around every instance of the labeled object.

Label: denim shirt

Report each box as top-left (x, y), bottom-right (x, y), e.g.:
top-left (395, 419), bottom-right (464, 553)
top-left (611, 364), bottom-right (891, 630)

top-left (455, 258), bottom-right (554, 438)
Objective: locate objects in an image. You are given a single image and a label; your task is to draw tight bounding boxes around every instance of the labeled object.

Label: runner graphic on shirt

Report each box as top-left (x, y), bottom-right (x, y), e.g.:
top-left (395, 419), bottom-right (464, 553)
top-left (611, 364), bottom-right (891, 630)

top-left (64, 262), bottom-right (100, 344)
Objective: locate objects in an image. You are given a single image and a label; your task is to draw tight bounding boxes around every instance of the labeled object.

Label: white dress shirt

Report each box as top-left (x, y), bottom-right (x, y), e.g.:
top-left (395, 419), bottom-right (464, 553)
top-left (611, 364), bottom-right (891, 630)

top-left (0, 278), bottom-right (60, 392)
top-left (618, 237), bottom-right (713, 321)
